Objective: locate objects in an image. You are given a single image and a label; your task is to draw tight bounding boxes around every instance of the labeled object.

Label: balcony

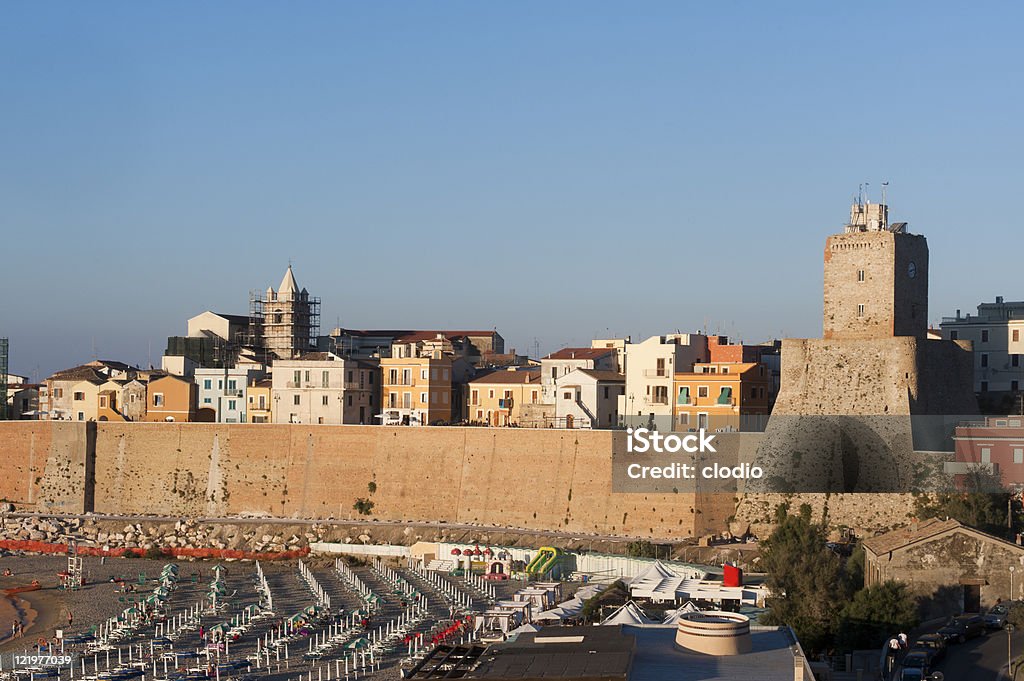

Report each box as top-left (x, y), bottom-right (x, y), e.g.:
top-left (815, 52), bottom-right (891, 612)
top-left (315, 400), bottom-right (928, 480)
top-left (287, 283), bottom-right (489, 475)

top-left (222, 389), bottom-right (244, 398)
top-left (645, 395), bottom-right (670, 405)
top-left (642, 369), bottom-right (669, 378)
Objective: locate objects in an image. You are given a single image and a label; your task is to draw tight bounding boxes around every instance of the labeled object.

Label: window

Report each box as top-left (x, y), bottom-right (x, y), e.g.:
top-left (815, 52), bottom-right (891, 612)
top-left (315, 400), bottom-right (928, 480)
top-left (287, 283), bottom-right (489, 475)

top-left (1015, 448), bottom-right (1024, 465)
top-left (950, 330), bottom-right (959, 340)
top-left (228, 399), bottom-right (236, 410)
top-left (981, 447), bottom-right (991, 464)
top-left (471, 390), bottom-right (479, 405)
top-left (368, 373), bottom-right (374, 385)
top-left (217, 380), bottom-right (223, 389)
top-left (204, 397), bottom-right (212, 404)
top-left (981, 381), bottom-right (989, 392)
top-left (293, 394), bottom-right (301, 405)
top-left (981, 354), bottom-right (989, 368)
top-left (227, 380), bottom-right (236, 391)
top-left (74, 392), bottom-right (85, 401)
top-left (317, 417), bottom-right (324, 425)
top-left (442, 392), bottom-right (448, 404)
top-left (293, 370), bottom-right (301, 385)
top-left (347, 370), bottom-right (353, 382)
top-left (78, 412), bottom-right (84, 421)
top-left (982, 329), bottom-right (990, 343)
top-left (322, 395), bottom-right (329, 406)
top-left (53, 388), bottom-right (63, 398)
top-left (442, 368), bottom-right (449, 380)
top-left (604, 386), bottom-right (610, 399)
top-left (347, 395), bottom-right (353, 406)
top-left (857, 304), bottom-right (865, 317)
top-left (698, 386), bottom-right (709, 398)
top-left (678, 413), bottom-right (689, 426)
top-left (203, 380), bottom-right (212, 390)
top-left (656, 358), bottom-right (666, 377)
top-left (1013, 355), bottom-right (1020, 368)
top-left (1013, 381), bottom-right (1020, 392)
top-left (304, 371), bottom-right (311, 382)
top-left (1015, 329), bottom-right (1021, 343)
top-left (551, 368), bottom-right (557, 381)
top-left (477, 410), bottom-right (483, 419)
top-left (99, 396), bottom-right (107, 408)
top-left (722, 367), bottom-right (729, 374)
top-left (750, 387), bottom-right (757, 399)
top-left (563, 392), bottom-right (573, 400)
top-left (153, 394), bottom-right (164, 407)
top-left (857, 269), bottom-right (865, 282)
top-left (421, 392), bottom-right (428, 403)
top-left (488, 389), bottom-right (495, 399)
top-left (402, 369), bottom-right (412, 385)
top-left (531, 390), bottom-right (538, 403)
top-left (421, 369), bottom-right (428, 380)
top-left (323, 371), bottom-right (330, 388)
top-left (389, 369), bottom-right (398, 384)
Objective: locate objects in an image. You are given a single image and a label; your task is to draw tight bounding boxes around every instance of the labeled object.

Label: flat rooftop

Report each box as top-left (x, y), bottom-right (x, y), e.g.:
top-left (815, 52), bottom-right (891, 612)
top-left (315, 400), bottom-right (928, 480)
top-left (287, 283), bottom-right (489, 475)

top-left (460, 625), bottom-right (804, 681)
top-left (628, 625), bottom-right (802, 681)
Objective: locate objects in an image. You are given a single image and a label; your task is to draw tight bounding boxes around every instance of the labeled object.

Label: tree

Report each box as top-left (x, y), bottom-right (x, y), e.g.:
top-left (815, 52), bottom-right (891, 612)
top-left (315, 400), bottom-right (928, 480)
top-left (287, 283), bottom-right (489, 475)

top-left (353, 498), bottom-right (374, 515)
top-left (914, 475), bottom-right (1019, 538)
top-left (837, 581), bottom-right (919, 650)
top-left (760, 503), bottom-right (846, 652)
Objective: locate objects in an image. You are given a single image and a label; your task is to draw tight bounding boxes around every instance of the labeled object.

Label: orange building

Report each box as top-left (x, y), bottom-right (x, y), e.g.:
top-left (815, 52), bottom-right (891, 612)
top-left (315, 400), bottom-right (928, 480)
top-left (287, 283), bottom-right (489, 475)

top-left (144, 374), bottom-right (198, 422)
top-left (379, 355), bottom-right (453, 425)
top-left (672, 362), bottom-right (771, 432)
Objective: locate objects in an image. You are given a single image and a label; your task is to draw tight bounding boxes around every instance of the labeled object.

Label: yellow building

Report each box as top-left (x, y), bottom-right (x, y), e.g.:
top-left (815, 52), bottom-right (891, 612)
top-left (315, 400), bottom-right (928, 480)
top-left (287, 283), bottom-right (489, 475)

top-left (247, 378), bottom-right (273, 423)
top-left (380, 354), bottom-right (453, 426)
top-left (672, 362), bottom-right (771, 432)
top-left (467, 369), bottom-right (542, 426)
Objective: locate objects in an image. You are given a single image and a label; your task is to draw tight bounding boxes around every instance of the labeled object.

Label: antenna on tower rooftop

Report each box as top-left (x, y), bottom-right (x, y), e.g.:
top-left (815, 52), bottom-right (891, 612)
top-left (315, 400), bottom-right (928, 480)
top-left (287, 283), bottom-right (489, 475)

top-left (881, 181), bottom-right (889, 228)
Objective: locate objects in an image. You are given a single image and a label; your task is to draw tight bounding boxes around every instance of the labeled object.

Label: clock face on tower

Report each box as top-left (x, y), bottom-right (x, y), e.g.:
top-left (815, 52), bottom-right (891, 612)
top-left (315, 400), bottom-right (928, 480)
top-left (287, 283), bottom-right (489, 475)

top-left (908, 261), bottom-right (917, 279)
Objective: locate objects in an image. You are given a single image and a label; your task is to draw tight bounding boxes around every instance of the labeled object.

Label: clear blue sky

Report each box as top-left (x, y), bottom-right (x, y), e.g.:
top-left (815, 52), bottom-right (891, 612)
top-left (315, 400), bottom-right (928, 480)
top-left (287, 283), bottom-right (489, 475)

top-left (3, 3), bottom-right (1022, 379)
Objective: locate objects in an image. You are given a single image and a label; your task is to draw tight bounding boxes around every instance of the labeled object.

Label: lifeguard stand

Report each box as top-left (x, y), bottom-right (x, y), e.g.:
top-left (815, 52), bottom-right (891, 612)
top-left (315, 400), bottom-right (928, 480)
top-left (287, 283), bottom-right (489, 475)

top-left (62, 535), bottom-right (83, 590)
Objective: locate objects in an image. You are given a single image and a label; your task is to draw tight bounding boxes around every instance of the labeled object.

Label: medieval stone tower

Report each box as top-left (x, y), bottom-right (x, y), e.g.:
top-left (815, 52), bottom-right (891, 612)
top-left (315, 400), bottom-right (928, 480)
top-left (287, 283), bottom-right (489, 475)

top-left (256, 266), bottom-right (321, 360)
top-left (744, 201), bottom-right (977, 502)
top-left (823, 202), bottom-right (929, 341)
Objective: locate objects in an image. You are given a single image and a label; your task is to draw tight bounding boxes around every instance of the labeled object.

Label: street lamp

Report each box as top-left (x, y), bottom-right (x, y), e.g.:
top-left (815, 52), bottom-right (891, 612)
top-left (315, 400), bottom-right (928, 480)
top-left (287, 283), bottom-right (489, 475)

top-left (1009, 623), bottom-right (1016, 679)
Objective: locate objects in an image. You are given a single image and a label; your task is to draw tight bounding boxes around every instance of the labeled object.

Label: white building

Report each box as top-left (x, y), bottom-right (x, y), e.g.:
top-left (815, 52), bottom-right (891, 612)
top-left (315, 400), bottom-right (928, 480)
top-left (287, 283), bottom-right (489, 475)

top-left (194, 367), bottom-right (265, 423)
top-left (941, 297), bottom-right (1024, 400)
top-left (271, 352), bottom-right (379, 425)
top-left (619, 334), bottom-right (708, 427)
top-left (554, 369), bottom-right (625, 429)
top-left (540, 348), bottom-right (619, 404)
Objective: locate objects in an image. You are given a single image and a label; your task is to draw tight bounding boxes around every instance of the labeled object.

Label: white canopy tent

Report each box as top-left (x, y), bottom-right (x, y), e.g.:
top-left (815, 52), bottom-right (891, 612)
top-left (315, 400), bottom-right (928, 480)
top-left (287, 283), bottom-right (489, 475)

top-left (600, 601), bottom-right (655, 626)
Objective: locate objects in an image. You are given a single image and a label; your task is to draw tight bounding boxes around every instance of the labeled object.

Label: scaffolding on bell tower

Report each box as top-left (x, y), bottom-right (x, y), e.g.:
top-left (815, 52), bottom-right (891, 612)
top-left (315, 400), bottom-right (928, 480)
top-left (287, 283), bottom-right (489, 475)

top-left (246, 266), bottom-right (320, 360)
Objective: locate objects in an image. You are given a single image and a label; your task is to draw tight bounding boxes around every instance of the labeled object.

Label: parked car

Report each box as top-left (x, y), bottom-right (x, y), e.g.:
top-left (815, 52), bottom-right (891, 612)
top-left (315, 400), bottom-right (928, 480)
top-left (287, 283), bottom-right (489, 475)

top-left (937, 614), bottom-right (986, 643)
top-left (984, 603), bottom-right (1009, 629)
top-left (910, 633), bottom-right (947, 662)
top-left (901, 651), bottom-right (932, 674)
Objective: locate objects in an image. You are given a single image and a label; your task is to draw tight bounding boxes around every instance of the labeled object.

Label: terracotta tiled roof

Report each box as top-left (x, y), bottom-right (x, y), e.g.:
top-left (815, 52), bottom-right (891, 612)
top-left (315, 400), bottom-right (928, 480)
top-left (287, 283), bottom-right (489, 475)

top-left (543, 348), bottom-right (615, 360)
top-left (469, 370), bottom-right (541, 385)
top-left (862, 518), bottom-right (964, 555)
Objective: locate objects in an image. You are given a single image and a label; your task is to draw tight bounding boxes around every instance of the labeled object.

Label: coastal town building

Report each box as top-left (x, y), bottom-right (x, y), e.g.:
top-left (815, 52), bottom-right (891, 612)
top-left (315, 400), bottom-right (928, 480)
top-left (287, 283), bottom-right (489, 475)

top-left (863, 517), bottom-right (1024, 618)
top-left (143, 374), bottom-right (198, 422)
top-left (619, 334), bottom-right (708, 427)
top-left (554, 368), bottom-right (624, 429)
top-left (246, 379), bottom-right (273, 423)
top-left (950, 416), bottom-right (1024, 489)
top-left (42, 361), bottom-right (138, 421)
top-left (540, 347), bottom-right (618, 404)
top-left (195, 367), bottom-right (266, 423)
top-left (380, 341), bottom-right (455, 426)
top-left (271, 352), bottom-right (378, 425)
top-left (467, 368), bottom-right (542, 426)
top-left (672, 362), bottom-right (771, 432)
top-left (940, 297), bottom-right (1024, 409)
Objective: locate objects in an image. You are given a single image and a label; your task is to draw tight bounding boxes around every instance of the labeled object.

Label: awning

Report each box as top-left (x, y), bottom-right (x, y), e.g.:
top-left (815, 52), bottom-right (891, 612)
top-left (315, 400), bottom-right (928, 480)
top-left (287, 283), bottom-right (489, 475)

top-left (717, 387), bottom-right (732, 404)
top-left (677, 387), bottom-right (690, 405)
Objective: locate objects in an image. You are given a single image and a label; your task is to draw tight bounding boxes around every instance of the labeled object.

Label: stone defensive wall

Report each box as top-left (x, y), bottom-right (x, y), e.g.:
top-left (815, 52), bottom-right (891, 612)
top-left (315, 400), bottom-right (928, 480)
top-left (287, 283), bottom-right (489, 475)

top-left (0, 421), bottom-right (736, 540)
